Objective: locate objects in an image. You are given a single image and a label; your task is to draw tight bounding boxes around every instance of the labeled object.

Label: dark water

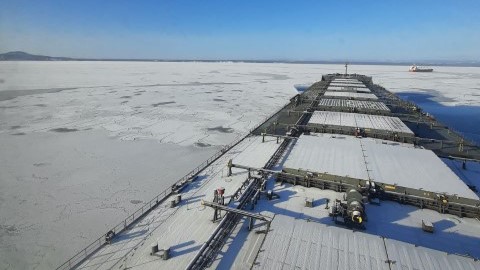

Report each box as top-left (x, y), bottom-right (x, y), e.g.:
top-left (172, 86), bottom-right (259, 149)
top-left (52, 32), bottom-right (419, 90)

top-left (294, 85), bottom-right (310, 92)
top-left (206, 126), bottom-right (234, 133)
top-left (398, 92), bottom-right (480, 145)
top-left (50, 128), bottom-right (79, 133)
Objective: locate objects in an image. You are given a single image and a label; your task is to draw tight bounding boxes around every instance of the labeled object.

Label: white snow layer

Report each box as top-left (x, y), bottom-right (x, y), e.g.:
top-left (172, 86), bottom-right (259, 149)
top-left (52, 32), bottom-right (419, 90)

top-left (284, 134), bottom-right (478, 199)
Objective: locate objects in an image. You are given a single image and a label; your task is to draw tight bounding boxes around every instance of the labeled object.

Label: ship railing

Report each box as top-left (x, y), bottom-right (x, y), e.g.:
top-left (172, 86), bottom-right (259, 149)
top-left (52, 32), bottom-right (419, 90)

top-left (56, 140), bottom-right (241, 270)
top-left (56, 98), bottom-right (295, 270)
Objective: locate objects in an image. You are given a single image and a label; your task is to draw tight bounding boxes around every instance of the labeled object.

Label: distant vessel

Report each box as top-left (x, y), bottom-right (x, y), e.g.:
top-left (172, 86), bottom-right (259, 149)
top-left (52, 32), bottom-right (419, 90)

top-left (409, 64), bottom-right (433, 72)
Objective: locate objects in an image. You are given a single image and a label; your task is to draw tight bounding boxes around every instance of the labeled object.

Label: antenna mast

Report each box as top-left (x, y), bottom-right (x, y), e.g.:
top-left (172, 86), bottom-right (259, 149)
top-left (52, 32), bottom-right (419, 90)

top-left (344, 62), bottom-right (348, 76)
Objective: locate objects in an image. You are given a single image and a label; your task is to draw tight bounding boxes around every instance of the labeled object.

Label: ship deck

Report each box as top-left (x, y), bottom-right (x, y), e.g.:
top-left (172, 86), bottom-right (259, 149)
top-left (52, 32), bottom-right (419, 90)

top-left (73, 135), bottom-right (480, 270)
top-left (323, 91), bottom-right (379, 100)
top-left (317, 98), bottom-right (390, 112)
top-left (62, 74), bottom-right (480, 270)
top-left (74, 136), bottom-right (281, 270)
top-left (250, 184), bottom-right (480, 270)
top-left (331, 78), bottom-right (365, 84)
top-left (307, 111), bottom-right (413, 135)
top-left (283, 134), bottom-right (478, 200)
top-left (327, 85), bottom-right (371, 92)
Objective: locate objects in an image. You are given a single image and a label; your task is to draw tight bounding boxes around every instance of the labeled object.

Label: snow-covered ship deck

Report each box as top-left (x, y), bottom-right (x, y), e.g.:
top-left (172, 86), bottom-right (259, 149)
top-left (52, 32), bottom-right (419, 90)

top-left (60, 74), bottom-right (480, 270)
top-left (323, 91), bottom-right (379, 100)
top-left (317, 98), bottom-right (390, 112)
top-left (307, 111), bottom-right (413, 136)
top-left (327, 85), bottom-right (371, 93)
top-left (283, 134), bottom-right (478, 200)
top-left (250, 185), bottom-right (480, 270)
top-left (74, 136), bottom-right (281, 270)
top-left (332, 78), bottom-right (365, 84)
top-left (70, 134), bottom-right (480, 270)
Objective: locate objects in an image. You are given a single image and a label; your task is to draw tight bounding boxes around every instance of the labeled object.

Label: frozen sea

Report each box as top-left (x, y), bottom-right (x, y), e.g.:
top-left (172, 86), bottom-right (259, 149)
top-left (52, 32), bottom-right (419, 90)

top-left (0, 61), bottom-right (479, 269)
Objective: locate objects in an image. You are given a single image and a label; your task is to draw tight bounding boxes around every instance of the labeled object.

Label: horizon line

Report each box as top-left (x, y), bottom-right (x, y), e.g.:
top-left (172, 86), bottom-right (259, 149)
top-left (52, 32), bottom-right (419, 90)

top-left (1, 51), bottom-right (480, 67)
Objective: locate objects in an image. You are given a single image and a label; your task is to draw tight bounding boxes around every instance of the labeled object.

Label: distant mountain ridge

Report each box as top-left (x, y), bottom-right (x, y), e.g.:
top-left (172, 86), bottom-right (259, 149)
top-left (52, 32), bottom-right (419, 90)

top-left (0, 51), bottom-right (73, 61)
top-left (1, 51), bottom-right (479, 67)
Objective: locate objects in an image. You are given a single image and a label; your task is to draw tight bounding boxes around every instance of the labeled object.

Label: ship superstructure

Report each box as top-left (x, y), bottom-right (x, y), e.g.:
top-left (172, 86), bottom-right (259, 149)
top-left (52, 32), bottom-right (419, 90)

top-left (58, 73), bottom-right (480, 270)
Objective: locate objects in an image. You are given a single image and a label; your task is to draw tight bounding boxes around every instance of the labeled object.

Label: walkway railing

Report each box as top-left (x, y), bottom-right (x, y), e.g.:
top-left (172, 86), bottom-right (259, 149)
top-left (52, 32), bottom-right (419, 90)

top-left (56, 100), bottom-right (294, 270)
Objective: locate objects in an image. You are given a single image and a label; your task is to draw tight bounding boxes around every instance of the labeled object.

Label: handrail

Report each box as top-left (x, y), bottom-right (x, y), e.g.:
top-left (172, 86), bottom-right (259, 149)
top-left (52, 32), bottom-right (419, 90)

top-left (56, 99), bottom-right (294, 270)
top-left (56, 138), bottom-right (241, 270)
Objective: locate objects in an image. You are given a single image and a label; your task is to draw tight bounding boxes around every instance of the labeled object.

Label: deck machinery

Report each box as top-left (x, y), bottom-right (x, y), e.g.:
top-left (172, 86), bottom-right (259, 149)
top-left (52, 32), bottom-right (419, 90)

top-left (329, 181), bottom-right (381, 229)
top-left (330, 188), bottom-right (367, 228)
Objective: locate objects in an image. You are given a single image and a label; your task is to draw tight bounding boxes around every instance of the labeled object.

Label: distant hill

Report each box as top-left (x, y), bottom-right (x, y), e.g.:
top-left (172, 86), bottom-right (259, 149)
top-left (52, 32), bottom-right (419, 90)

top-left (0, 51), bottom-right (73, 61)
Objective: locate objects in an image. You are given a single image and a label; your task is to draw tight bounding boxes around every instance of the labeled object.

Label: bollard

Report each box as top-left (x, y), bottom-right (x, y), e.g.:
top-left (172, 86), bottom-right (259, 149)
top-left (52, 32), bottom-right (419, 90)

top-left (105, 230), bottom-right (115, 244)
top-left (227, 159), bottom-right (233, 177)
top-left (151, 244), bottom-right (159, 255)
top-left (248, 217), bottom-right (254, 231)
top-left (305, 198), bottom-right (314, 208)
top-left (161, 247), bottom-right (170, 260)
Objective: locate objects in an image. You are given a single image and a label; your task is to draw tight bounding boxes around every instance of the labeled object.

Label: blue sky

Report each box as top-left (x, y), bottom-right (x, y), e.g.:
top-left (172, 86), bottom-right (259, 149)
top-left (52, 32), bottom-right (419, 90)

top-left (1, 0), bottom-right (479, 61)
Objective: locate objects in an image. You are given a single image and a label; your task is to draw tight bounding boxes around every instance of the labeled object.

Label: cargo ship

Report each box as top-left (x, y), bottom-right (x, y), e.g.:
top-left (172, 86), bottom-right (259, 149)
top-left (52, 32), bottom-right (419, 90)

top-left (58, 72), bottom-right (480, 270)
top-left (409, 64), bottom-right (433, 72)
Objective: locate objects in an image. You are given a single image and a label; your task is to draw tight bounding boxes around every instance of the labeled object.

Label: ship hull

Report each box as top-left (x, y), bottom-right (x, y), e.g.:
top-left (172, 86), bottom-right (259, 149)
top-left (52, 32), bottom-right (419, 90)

top-left (409, 69), bottom-right (433, 72)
